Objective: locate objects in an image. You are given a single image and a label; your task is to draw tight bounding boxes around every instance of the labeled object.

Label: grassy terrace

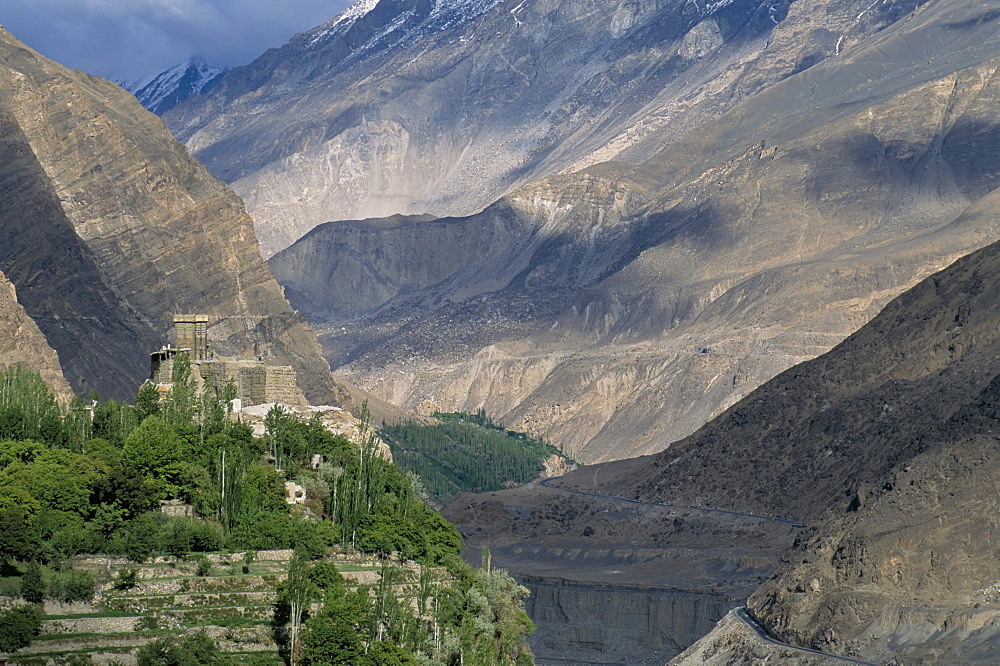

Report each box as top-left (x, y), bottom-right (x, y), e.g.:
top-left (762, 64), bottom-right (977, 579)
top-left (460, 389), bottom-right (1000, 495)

top-left (12, 549), bottom-right (433, 665)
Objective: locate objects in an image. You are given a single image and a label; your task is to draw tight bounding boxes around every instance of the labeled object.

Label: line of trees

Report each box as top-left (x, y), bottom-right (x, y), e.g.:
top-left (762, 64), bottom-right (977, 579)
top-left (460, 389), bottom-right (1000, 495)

top-left (274, 550), bottom-right (534, 666)
top-left (381, 412), bottom-right (573, 504)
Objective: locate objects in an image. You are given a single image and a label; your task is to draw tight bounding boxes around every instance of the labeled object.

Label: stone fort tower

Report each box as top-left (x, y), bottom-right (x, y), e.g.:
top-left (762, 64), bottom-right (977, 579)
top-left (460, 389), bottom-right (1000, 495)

top-left (173, 314), bottom-right (208, 361)
top-left (149, 314), bottom-right (306, 406)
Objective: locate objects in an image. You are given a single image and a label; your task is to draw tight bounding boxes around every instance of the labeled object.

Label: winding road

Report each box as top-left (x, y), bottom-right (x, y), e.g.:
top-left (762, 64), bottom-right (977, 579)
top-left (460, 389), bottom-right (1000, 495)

top-left (735, 607), bottom-right (879, 665)
top-left (537, 477), bottom-right (806, 527)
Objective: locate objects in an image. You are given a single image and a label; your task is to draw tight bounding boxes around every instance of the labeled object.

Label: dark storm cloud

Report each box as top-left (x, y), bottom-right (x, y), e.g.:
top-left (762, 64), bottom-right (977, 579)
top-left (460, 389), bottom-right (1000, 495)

top-left (2, 0), bottom-right (355, 83)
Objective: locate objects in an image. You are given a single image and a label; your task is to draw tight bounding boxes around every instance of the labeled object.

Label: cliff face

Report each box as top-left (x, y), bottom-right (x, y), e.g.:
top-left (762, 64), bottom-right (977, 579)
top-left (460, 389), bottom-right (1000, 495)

top-left (524, 578), bottom-right (734, 665)
top-left (275, 0), bottom-right (1000, 463)
top-left (0, 29), bottom-right (340, 403)
top-left (0, 271), bottom-right (72, 401)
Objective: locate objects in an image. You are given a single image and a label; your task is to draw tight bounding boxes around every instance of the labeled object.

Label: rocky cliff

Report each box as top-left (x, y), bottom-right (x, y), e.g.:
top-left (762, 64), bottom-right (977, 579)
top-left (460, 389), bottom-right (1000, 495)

top-left (0, 271), bottom-right (72, 401)
top-left (0, 28), bottom-right (340, 403)
top-left (524, 578), bottom-right (734, 665)
top-left (669, 230), bottom-right (1000, 663)
top-left (274, 0), bottom-right (1000, 463)
top-left (444, 456), bottom-right (799, 663)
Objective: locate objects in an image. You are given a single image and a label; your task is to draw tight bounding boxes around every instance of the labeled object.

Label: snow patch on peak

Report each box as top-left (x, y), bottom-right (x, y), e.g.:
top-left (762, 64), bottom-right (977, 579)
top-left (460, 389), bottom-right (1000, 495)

top-left (336, 0), bottom-right (380, 26)
top-left (431, 0), bottom-right (503, 19)
top-left (309, 0), bottom-right (380, 46)
top-left (132, 59), bottom-right (225, 115)
top-left (307, 0), bottom-right (503, 50)
top-left (685, 0), bottom-right (739, 16)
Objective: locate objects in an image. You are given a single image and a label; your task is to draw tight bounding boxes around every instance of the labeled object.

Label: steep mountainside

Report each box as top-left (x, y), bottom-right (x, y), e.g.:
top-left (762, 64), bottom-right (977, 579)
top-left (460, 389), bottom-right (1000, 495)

top-left (166, 0), bottom-right (928, 256)
top-left (0, 271), bottom-right (72, 401)
top-left (130, 59), bottom-right (226, 115)
top-left (446, 183), bottom-right (1000, 665)
top-left (273, 0), bottom-right (1000, 463)
top-left (671, 229), bottom-right (1000, 664)
top-left (0, 28), bottom-right (340, 403)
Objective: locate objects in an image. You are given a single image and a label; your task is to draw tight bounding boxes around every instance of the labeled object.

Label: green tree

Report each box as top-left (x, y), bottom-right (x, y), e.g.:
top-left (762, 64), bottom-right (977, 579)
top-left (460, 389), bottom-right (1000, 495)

top-left (300, 588), bottom-right (371, 666)
top-left (64, 396), bottom-right (93, 453)
top-left (121, 513), bottom-right (159, 562)
top-left (114, 568), bottom-right (140, 591)
top-left (92, 399), bottom-right (140, 449)
top-left (122, 416), bottom-right (188, 496)
top-left (163, 352), bottom-right (198, 427)
top-left (90, 465), bottom-right (159, 519)
top-left (49, 570), bottom-right (94, 602)
top-left (0, 448), bottom-right (96, 517)
top-left (20, 561), bottom-right (45, 603)
top-left (361, 641), bottom-right (419, 666)
top-left (135, 382), bottom-right (162, 422)
top-left (0, 604), bottom-right (42, 653)
top-left (241, 549), bottom-right (256, 575)
top-left (136, 630), bottom-right (234, 666)
top-left (0, 366), bottom-right (65, 446)
top-left (275, 555), bottom-right (319, 666)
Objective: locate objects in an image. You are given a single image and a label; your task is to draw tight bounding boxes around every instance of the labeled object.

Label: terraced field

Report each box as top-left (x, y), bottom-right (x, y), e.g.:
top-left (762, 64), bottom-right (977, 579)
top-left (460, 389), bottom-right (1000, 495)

top-left (10, 550), bottom-right (428, 665)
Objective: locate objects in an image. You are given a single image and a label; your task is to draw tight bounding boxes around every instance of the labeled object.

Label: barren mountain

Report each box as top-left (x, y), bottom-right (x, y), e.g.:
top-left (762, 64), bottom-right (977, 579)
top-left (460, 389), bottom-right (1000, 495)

top-left (272, 0), bottom-right (1000, 463)
top-left (668, 232), bottom-right (1000, 662)
top-left (0, 28), bottom-right (339, 403)
top-left (446, 177), bottom-right (1000, 665)
top-left (166, 0), bottom-right (929, 257)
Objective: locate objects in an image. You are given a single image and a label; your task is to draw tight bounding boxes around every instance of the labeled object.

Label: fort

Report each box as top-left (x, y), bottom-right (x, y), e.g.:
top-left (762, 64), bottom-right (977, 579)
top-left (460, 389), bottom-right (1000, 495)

top-left (149, 314), bottom-right (307, 407)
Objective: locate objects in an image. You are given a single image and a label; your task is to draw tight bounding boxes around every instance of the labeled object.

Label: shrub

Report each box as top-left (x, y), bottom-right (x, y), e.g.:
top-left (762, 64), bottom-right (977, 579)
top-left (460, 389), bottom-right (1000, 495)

top-left (114, 568), bottom-right (140, 591)
top-left (195, 556), bottom-right (212, 577)
top-left (0, 604), bottom-right (42, 652)
top-left (20, 562), bottom-right (45, 603)
top-left (136, 630), bottom-right (234, 666)
top-left (122, 514), bottom-right (159, 562)
top-left (137, 615), bottom-right (160, 631)
top-left (50, 570), bottom-right (95, 602)
top-left (241, 550), bottom-right (256, 575)
top-left (187, 520), bottom-right (224, 552)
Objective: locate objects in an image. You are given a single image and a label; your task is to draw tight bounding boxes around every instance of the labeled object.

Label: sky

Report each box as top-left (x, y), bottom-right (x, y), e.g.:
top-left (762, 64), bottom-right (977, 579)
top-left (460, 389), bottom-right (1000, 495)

top-left (2, 0), bottom-right (356, 85)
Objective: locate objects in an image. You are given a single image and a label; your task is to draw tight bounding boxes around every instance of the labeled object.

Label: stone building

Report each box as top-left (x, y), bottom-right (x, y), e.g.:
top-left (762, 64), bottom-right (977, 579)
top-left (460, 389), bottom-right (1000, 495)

top-left (149, 314), bottom-right (307, 407)
top-left (174, 314), bottom-right (209, 360)
top-left (198, 358), bottom-right (305, 406)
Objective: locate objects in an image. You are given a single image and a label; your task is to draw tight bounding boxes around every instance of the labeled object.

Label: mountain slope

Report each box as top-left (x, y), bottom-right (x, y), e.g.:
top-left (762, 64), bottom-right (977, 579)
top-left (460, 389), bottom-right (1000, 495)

top-left (445, 176), bottom-right (1000, 666)
top-left (130, 59), bottom-right (225, 115)
top-left (0, 28), bottom-right (340, 403)
top-left (667, 229), bottom-right (1000, 662)
top-left (165, 0), bottom-right (861, 256)
top-left (273, 0), bottom-right (1000, 463)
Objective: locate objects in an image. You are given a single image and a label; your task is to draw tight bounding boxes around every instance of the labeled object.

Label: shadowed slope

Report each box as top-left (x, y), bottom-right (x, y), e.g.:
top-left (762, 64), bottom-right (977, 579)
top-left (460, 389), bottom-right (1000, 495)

top-left (0, 29), bottom-right (339, 402)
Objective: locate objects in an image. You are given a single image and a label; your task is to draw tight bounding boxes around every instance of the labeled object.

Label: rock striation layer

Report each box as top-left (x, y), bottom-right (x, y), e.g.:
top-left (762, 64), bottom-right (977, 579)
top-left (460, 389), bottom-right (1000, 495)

top-left (0, 270), bottom-right (72, 401)
top-left (274, 0), bottom-right (1000, 463)
top-left (0, 28), bottom-right (339, 402)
